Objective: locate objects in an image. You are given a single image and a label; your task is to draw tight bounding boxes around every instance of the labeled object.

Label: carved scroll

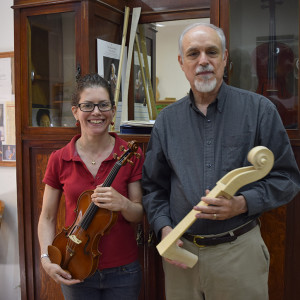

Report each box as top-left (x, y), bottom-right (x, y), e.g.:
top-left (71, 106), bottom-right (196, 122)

top-left (156, 146), bottom-right (274, 268)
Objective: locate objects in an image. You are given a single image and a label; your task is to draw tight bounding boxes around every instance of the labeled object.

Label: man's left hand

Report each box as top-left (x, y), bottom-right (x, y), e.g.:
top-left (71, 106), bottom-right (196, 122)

top-left (193, 190), bottom-right (248, 220)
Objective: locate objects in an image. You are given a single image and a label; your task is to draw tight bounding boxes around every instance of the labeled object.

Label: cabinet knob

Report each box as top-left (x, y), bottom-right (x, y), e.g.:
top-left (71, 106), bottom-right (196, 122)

top-left (294, 58), bottom-right (299, 79)
top-left (31, 70), bottom-right (35, 81)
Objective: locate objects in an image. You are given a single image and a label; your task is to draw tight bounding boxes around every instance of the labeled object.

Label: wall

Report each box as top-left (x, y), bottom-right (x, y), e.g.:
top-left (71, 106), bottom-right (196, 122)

top-left (0, 1), bottom-right (20, 300)
top-left (156, 18), bottom-right (209, 101)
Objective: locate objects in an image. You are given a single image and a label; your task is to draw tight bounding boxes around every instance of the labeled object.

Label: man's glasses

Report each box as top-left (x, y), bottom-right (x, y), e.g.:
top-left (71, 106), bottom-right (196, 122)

top-left (77, 101), bottom-right (112, 112)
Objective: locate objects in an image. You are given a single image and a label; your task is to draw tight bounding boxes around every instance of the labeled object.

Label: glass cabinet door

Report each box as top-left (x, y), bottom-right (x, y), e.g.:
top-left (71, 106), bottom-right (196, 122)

top-left (228, 0), bottom-right (299, 129)
top-left (28, 12), bottom-right (76, 127)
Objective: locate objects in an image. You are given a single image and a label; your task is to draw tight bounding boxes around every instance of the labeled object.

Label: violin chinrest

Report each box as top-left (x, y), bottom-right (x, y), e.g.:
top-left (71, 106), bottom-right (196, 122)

top-left (48, 244), bottom-right (62, 265)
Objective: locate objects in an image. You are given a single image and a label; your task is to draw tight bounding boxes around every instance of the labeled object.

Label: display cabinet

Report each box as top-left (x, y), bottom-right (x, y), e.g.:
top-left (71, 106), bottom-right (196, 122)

top-left (15, 0), bottom-right (299, 299)
top-left (15, 0), bottom-right (207, 299)
top-left (13, 1), bottom-right (158, 300)
top-left (211, 1), bottom-right (300, 299)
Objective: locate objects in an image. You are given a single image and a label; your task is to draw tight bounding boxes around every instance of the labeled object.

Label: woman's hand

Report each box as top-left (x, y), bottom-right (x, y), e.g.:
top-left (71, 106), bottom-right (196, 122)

top-left (41, 258), bottom-right (82, 285)
top-left (91, 185), bottom-right (126, 212)
top-left (91, 181), bottom-right (143, 223)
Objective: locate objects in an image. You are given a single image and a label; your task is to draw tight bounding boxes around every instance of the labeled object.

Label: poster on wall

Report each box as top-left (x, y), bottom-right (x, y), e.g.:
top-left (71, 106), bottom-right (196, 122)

top-left (97, 39), bottom-right (127, 131)
top-left (0, 98), bottom-right (16, 162)
top-left (0, 52), bottom-right (15, 164)
top-left (133, 51), bottom-right (151, 121)
top-left (0, 57), bottom-right (12, 96)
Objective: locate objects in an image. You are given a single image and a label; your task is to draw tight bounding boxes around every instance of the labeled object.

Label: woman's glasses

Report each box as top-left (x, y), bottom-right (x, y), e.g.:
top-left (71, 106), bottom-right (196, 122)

top-left (77, 101), bottom-right (112, 112)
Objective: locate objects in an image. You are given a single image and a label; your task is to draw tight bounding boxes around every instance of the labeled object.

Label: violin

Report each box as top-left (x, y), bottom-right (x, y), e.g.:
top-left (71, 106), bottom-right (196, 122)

top-left (48, 140), bottom-right (140, 280)
top-left (254, 0), bottom-right (296, 127)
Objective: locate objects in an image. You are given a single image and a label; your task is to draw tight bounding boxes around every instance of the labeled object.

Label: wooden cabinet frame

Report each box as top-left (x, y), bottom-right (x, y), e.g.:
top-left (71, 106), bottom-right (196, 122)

top-left (16, 1), bottom-right (300, 300)
top-left (13, 1), bottom-right (210, 299)
top-left (211, 1), bottom-right (300, 299)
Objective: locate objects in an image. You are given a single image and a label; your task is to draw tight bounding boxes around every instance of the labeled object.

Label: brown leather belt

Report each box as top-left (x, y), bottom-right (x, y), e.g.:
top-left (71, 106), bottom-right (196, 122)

top-left (183, 218), bottom-right (259, 247)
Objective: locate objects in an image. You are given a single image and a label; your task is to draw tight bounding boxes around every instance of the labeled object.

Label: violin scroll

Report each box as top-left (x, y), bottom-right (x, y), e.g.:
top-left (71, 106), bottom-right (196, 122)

top-left (247, 146), bottom-right (274, 174)
top-left (113, 140), bottom-right (140, 166)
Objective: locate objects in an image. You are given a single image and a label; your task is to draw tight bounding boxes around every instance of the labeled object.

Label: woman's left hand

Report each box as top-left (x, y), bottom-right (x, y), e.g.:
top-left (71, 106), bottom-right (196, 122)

top-left (91, 185), bottom-right (127, 212)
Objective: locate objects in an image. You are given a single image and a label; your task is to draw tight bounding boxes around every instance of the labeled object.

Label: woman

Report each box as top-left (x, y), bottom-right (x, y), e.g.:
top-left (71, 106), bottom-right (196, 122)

top-left (38, 73), bottom-right (144, 300)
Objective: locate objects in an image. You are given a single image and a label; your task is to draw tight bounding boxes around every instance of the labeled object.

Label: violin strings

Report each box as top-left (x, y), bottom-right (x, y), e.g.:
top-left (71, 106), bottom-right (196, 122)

top-left (64, 149), bottom-right (133, 265)
top-left (79, 162), bottom-right (122, 230)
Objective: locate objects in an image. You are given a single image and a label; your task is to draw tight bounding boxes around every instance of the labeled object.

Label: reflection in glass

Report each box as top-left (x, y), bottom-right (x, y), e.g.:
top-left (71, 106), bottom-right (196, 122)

top-left (229, 0), bottom-right (299, 129)
top-left (36, 108), bottom-right (51, 127)
top-left (28, 12), bottom-right (76, 127)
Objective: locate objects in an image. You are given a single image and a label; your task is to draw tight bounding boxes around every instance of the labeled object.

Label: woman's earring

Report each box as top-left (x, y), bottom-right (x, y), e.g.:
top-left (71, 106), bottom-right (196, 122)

top-left (110, 121), bottom-right (115, 126)
top-left (76, 120), bottom-right (80, 127)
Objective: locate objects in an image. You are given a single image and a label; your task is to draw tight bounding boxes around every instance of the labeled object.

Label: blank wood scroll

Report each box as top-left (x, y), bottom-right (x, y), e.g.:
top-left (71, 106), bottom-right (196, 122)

top-left (156, 146), bottom-right (274, 268)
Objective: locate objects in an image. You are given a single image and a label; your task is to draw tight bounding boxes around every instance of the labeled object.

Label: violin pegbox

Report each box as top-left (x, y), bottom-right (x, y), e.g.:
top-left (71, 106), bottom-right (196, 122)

top-left (113, 140), bottom-right (140, 166)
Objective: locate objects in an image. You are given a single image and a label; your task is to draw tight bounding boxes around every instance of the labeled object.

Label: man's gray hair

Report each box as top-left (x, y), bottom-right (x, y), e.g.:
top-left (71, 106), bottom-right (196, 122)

top-left (178, 23), bottom-right (226, 59)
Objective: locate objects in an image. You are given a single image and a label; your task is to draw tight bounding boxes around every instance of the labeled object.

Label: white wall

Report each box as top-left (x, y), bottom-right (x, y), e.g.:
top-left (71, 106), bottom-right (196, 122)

top-left (0, 1), bottom-right (20, 300)
top-left (156, 18), bottom-right (209, 101)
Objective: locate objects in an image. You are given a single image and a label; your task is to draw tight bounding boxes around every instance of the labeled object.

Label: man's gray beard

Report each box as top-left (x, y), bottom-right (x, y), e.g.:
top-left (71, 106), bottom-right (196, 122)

top-left (194, 77), bottom-right (217, 93)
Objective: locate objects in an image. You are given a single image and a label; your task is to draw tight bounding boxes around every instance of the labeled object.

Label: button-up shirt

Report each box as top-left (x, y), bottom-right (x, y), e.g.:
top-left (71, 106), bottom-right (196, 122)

top-left (142, 82), bottom-right (300, 236)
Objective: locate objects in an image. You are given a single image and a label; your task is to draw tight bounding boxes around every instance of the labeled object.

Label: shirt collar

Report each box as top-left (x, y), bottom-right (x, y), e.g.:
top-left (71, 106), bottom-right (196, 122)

top-left (61, 132), bottom-right (119, 162)
top-left (189, 81), bottom-right (228, 113)
top-left (216, 82), bottom-right (228, 113)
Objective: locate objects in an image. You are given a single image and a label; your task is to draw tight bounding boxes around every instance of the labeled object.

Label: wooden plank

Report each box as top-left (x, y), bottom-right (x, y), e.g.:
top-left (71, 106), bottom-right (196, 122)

top-left (121, 7), bottom-right (141, 123)
top-left (111, 6), bottom-right (130, 131)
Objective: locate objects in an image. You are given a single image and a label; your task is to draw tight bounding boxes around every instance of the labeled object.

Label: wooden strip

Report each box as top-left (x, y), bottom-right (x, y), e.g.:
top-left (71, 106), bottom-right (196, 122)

top-left (121, 7), bottom-right (142, 123)
top-left (138, 25), bottom-right (158, 120)
top-left (134, 34), bottom-right (152, 120)
top-left (111, 6), bottom-right (130, 131)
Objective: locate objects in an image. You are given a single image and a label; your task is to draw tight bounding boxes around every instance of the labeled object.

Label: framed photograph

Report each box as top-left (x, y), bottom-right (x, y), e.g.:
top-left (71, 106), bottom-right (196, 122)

top-left (2, 144), bottom-right (16, 162)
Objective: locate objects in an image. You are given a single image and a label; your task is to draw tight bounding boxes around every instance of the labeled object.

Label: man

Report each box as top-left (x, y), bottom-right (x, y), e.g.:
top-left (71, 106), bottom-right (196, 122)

top-left (142, 23), bottom-right (300, 300)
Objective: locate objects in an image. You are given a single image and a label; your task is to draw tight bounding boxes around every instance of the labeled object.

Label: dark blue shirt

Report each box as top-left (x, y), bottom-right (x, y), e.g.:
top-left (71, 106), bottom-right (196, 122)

top-left (142, 82), bottom-right (300, 236)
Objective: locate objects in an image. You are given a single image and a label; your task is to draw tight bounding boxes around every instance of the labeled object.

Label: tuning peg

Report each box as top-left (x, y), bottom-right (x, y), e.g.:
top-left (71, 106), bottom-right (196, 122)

top-left (127, 160), bottom-right (134, 166)
top-left (135, 153), bottom-right (141, 159)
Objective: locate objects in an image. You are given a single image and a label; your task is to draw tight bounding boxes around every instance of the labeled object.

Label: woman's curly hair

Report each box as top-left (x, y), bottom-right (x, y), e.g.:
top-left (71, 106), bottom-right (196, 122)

top-left (71, 73), bottom-right (114, 107)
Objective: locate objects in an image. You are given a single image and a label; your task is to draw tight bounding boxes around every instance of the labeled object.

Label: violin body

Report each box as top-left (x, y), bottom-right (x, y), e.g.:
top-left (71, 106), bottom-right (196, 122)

top-left (253, 0), bottom-right (296, 128)
top-left (255, 41), bottom-right (294, 99)
top-left (48, 140), bottom-right (139, 280)
top-left (48, 190), bottom-right (118, 280)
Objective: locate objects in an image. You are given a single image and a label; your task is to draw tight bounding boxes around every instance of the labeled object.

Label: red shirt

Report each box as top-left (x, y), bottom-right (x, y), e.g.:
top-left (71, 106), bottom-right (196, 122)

top-left (43, 133), bottom-right (144, 269)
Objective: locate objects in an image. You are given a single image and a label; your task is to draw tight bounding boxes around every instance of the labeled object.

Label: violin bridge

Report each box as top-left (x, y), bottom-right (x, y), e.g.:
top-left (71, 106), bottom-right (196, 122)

top-left (69, 235), bottom-right (82, 244)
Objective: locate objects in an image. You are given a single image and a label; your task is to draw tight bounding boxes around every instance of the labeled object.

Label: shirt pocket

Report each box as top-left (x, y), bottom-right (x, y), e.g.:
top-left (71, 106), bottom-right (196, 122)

top-left (222, 134), bottom-right (250, 172)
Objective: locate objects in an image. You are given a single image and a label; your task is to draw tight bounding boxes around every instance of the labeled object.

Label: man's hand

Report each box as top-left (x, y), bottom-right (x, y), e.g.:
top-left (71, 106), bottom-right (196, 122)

top-left (193, 190), bottom-right (248, 220)
top-left (161, 226), bottom-right (188, 269)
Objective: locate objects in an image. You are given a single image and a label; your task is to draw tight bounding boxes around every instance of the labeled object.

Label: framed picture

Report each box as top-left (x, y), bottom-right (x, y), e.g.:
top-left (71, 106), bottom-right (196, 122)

top-left (2, 144), bottom-right (16, 162)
